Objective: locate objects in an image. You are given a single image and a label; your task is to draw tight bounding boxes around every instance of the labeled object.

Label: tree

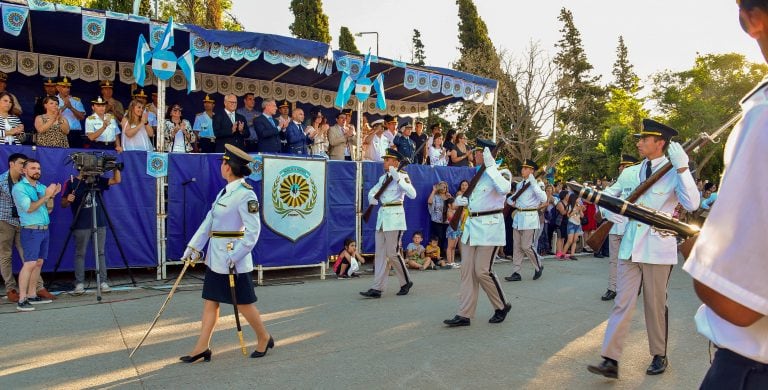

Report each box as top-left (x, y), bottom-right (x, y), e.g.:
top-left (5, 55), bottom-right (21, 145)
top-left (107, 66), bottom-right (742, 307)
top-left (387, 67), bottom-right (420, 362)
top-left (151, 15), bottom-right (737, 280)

top-left (338, 26), bottom-right (360, 54)
top-left (87, 0), bottom-right (152, 16)
top-left (552, 8), bottom-right (608, 181)
top-left (289, 0), bottom-right (331, 43)
top-left (159, 0), bottom-right (242, 31)
top-left (651, 53), bottom-right (767, 178)
top-left (411, 29), bottom-right (426, 66)
top-left (611, 36), bottom-right (640, 93)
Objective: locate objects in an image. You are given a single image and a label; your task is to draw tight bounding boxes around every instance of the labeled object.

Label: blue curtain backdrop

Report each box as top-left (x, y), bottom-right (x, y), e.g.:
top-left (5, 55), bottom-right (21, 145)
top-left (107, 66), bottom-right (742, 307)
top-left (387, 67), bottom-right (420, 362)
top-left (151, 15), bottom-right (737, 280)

top-left (2, 145), bottom-right (474, 272)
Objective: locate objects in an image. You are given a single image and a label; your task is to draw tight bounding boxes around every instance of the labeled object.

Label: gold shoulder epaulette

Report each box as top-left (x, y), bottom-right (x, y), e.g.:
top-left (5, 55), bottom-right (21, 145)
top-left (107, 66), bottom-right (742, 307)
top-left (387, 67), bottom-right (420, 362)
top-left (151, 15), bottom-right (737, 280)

top-left (241, 181), bottom-right (253, 190)
top-left (71, 96), bottom-right (81, 101)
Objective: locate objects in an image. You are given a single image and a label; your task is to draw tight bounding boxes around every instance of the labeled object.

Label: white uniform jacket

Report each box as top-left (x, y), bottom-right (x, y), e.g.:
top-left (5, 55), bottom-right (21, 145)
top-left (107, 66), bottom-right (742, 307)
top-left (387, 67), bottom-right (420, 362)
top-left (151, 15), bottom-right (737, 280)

top-left (85, 114), bottom-right (121, 142)
top-left (618, 156), bottom-right (699, 264)
top-left (510, 177), bottom-right (547, 230)
top-left (461, 166), bottom-right (512, 246)
top-left (369, 170), bottom-right (417, 231)
top-left (187, 178), bottom-right (261, 274)
top-left (601, 164), bottom-right (642, 235)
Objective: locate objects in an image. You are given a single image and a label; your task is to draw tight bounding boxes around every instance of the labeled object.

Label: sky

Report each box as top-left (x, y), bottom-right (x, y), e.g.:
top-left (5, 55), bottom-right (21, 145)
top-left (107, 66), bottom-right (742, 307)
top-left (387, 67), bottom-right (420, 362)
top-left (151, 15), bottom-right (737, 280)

top-left (231, 0), bottom-right (764, 86)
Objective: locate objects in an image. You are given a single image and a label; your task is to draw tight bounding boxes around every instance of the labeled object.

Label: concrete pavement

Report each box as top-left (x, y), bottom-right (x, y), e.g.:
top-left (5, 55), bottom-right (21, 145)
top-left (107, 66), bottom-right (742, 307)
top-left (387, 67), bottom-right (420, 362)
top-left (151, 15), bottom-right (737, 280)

top-left (0, 254), bottom-right (712, 389)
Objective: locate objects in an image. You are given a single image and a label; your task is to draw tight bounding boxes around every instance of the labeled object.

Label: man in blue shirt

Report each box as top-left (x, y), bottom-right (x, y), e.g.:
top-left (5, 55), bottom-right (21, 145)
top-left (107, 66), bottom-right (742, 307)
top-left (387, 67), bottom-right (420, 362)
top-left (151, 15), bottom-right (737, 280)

top-left (392, 122), bottom-right (416, 163)
top-left (11, 159), bottom-right (61, 311)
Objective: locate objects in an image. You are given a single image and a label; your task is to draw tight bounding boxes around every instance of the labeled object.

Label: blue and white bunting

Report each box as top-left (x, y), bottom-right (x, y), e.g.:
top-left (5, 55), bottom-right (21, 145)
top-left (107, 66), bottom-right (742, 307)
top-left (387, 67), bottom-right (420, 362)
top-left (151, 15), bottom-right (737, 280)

top-left (27, 0), bottom-right (55, 11)
top-left (336, 56), bottom-right (350, 74)
top-left (2, 4), bottom-right (28, 37)
top-left (473, 84), bottom-right (487, 103)
top-left (147, 152), bottom-right (168, 178)
top-left (244, 48), bottom-right (261, 61)
top-left (348, 58), bottom-right (363, 80)
top-left (392, 60), bottom-right (407, 68)
top-left (452, 78), bottom-right (464, 97)
top-left (373, 74), bottom-right (386, 110)
top-left (133, 34), bottom-right (151, 86)
top-left (416, 71), bottom-right (429, 92)
top-left (441, 76), bottom-right (453, 95)
top-left (190, 33), bottom-right (209, 57)
top-left (82, 14), bottom-right (106, 45)
top-left (403, 68), bottom-right (418, 90)
top-left (429, 73), bottom-right (442, 94)
top-left (155, 18), bottom-right (174, 52)
top-left (151, 49), bottom-right (177, 81)
top-left (55, 4), bottom-right (81, 13)
top-left (247, 155), bottom-right (263, 182)
top-left (463, 82), bottom-right (475, 100)
top-left (178, 50), bottom-right (196, 93)
top-left (148, 22), bottom-right (165, 48)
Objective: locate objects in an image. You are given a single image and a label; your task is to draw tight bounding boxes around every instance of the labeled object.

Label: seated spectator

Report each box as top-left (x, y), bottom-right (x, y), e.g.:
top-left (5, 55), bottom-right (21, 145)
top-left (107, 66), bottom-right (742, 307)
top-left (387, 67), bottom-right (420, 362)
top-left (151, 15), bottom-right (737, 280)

top-left (0, 92), bottom-right (24, 145)
top-left (333, 238), bottom-right (365, 279)
top-left (34, 96), bottom-right (70, 148)
top-left (406, 231), bottom-right (434, 270)
top-left (425, 235), bottom-right (450, 269)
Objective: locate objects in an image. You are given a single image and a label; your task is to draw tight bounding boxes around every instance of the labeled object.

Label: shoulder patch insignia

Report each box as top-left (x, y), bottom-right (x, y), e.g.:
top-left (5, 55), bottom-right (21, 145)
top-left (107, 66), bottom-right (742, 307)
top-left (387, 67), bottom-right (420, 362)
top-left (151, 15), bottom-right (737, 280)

top-left (248, 199), bottom-right (259, 214)
top-left (404, 177), bottom-right (411, 184)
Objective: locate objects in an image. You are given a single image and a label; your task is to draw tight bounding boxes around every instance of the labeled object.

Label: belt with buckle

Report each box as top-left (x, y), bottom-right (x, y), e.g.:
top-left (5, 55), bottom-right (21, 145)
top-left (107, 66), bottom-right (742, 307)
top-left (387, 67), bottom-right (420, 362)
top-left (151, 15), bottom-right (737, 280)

top-left (469, 209), bottom-right (503, 217)
top-left (517, 208), bottom-right (539, 212)
top-left (381, 202), bottom-right (403, 207)
top-left (210, 231), bottom-right (244, 238)
top-left (23, 224), bottom-right (48, 230)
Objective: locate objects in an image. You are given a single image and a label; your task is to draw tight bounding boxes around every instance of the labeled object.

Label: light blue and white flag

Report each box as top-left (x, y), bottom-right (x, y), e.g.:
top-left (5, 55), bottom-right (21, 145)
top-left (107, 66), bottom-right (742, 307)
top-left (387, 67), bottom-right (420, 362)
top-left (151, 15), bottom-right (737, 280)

top-left (133, 34), bottom-right (151, 86)
top-left (452, 78), bottom-right (464, 98)
top-left (355, 77), bottom-right (372, 101)
top-left (151, 49), bottom-right (177, 81)
top-left (429, 73), bottom-right (442, 94)
top-left (147, 152), bottom-right (168, 177)
top-left (334, 72), bottom-right (355, 108)
top-left (373, 74), bottom-right (386, 110)
top-left (416, 71), bottom-right (429, 92)
top-left (336, 56), bottom-right (350, 74)
top-left (82, 14), bottom-right (106, 45)
top-left (247, 154), bottom-right (263, 182)
top-left (348, 58), bottom-right (363, 80)
top-left (55, 4), bottom-right (81, 13)
top-left (392, 60), bottom-right (407, 68)
top-left (2, 4), bottom-right (28, 37)
top-left (177, 50), bottom-right (196, 93)
top-left (27, 0), bottom-right (55, 11)
top-left (155, 17), bottom-right (174, 52)
top-left (359, 51), bottom-right (372, 80)
top-left (403, 68), bottom-right (418, 90)
top-left (441, 76), bottom-right (453, 96)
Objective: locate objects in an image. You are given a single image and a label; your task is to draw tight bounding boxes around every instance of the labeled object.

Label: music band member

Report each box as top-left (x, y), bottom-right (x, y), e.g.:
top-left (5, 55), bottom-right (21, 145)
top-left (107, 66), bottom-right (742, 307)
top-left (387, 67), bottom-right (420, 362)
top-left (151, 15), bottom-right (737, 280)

top-left (504, 159), bottom-right (546, 282)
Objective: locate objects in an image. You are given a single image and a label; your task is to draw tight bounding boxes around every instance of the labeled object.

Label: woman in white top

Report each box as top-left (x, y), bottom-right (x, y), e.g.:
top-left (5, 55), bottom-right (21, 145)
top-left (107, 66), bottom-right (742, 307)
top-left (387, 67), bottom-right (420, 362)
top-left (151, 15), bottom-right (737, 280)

top-left (0, 92), bottom-right (24, 145)
top-left (428, 131), bottom-right (448, 166)
top-left (164, 103), bottom-right (194, 153)
top-left (121, 99), bottom-right (154, 151)
top-left (307, 110), bottom-right (329, 157)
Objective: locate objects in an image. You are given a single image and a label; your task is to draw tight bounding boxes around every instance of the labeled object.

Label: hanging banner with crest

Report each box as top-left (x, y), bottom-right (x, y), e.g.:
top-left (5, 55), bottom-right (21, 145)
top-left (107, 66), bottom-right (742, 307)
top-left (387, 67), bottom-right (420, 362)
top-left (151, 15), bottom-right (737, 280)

top-left (262, 156), bottom-right (326, 242)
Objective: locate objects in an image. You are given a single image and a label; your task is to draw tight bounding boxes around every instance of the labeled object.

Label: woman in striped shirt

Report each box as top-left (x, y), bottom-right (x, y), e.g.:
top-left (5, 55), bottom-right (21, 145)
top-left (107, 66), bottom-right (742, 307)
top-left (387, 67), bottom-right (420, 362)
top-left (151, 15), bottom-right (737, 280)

top-left (0, 92), bottom-right (24, 145)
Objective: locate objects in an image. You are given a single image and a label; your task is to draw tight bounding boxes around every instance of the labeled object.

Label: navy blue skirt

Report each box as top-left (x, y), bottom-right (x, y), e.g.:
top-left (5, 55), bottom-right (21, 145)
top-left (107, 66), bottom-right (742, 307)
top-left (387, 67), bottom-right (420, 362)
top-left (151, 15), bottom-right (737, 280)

top-left (201, 267), bottom-right (257, 305)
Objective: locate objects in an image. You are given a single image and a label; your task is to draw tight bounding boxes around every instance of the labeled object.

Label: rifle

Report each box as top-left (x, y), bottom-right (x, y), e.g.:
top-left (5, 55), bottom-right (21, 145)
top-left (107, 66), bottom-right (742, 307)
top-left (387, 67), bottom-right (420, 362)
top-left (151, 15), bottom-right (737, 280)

top-left (502, 167), bottom-right (548, 218)
top-left (448, 142), bottom-right (504, 230)
top-left (586, 114), bottom-right (741, 251)
top-left (362, 159), bottom-right (411, 223)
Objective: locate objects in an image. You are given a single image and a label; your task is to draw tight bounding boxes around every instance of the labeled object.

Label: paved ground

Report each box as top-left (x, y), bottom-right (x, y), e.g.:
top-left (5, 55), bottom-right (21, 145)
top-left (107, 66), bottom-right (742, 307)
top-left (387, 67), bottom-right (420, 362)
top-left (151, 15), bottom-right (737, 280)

top-left (0, 253), bottom-right (712, 389)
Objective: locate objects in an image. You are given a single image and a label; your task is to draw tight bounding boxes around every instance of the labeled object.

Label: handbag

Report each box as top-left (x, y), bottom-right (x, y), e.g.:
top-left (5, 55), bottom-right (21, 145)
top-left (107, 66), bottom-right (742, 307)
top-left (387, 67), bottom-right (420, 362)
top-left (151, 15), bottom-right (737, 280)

top-left (580, 216), bottom-right (589, 226)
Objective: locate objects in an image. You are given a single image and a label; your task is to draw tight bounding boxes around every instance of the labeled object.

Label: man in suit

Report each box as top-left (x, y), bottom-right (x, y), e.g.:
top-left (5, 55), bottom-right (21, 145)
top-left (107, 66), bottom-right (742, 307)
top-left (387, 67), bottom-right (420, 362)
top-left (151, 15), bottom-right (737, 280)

top-left (328, 111), bottom-right (356, 160)
top-left (285, 108), bottom-right (313, 155)
top-left (254, 98), bottom-right (282, 153)
top-left (213, 94), bottom-right (247, 153)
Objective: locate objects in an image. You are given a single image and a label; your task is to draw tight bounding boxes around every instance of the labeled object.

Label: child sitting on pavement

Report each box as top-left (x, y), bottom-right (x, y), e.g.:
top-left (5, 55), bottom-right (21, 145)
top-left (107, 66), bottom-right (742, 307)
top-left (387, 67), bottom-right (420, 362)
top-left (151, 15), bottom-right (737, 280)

top-left (334, 238), bottom-right (365, 279)
top-left (406, 231), bottom-right (434, 270)
top-left (425, 235), bottom-right (451, 269)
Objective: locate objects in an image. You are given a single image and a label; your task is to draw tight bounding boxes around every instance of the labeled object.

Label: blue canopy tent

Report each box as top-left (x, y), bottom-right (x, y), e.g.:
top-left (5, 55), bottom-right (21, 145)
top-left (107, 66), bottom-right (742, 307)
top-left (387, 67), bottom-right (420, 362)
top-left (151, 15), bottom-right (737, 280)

top-left (0, 0), bottom-right (497, 280)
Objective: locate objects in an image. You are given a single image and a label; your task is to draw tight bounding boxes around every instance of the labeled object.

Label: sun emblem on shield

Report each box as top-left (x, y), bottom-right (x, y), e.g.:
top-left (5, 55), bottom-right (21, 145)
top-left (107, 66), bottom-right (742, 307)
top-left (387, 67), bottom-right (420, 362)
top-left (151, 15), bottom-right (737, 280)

top-left (272, 169), bottom-right (317, 218)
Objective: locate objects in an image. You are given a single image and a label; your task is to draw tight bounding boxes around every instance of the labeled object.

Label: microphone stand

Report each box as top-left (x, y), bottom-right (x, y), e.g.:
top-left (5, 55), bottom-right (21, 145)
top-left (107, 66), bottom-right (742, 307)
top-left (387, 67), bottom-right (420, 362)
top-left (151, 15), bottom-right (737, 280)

top-left (181, 178), bottom-right (196, 244)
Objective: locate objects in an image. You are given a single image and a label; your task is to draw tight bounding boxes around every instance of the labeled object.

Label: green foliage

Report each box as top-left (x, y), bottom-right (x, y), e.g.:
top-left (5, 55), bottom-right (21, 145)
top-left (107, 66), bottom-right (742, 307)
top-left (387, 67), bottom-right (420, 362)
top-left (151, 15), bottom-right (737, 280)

top-left (456, 0), bottom-right (495, 56)
top-left (338, 26), bottom-right (360, 54)
top-left (289, 0), bottom-right (331, 43)
top-left (611, 36), bottom-right (640, 93)
top-left (159, 0), bottom-right (242, 31)
top-left (412, 29), bottom-right (426, 66)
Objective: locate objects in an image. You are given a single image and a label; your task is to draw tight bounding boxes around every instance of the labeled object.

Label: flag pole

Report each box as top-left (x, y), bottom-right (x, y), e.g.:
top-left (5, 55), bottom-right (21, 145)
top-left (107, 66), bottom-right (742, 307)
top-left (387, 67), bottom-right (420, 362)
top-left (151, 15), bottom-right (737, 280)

top-left (156, 78), bottom-right (167, 279)
top-left (355, 99), bottom-right (363, 255)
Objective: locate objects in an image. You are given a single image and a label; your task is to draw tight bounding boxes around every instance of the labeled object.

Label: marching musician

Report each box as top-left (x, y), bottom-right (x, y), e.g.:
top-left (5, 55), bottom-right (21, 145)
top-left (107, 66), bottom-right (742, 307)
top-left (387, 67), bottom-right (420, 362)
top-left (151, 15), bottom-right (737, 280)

top-left (180, 144), bottom-right (273, 362)
top-left (85, 96), bottom-right (122, 152)
top-left (444, 140), bottom-right (512, 327)
top-left (587, 119), bottom-right (699, 379)
top-left (682, 2), bottom-right (768, 388)
top-left (360, 148), bottom-right (417, 299)
top-left (504, 159), bottom-right (546, 282)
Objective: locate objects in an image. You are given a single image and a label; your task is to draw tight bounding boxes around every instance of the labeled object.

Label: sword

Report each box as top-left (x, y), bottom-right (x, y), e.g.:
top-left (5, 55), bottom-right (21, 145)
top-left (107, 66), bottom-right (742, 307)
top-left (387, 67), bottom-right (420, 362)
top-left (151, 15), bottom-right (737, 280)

top-left (129, 248), bottom-right (202, 358)
top-left (228, 262), bottom-right (247, 356)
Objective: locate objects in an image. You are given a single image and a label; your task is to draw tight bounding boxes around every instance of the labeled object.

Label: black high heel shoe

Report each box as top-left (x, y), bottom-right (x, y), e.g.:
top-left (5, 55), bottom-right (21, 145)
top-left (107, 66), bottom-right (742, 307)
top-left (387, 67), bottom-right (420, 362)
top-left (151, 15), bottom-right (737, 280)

top-left (179, 349), bottom-right (212, 363)
top-left (250, 336), bottom-right (275, 358)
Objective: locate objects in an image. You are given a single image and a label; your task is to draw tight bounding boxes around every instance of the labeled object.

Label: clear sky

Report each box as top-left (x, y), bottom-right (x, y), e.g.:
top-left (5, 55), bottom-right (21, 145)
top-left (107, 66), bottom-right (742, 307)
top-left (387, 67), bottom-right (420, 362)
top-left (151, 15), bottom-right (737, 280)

top-left (232, 0), bottom-right (764, 86)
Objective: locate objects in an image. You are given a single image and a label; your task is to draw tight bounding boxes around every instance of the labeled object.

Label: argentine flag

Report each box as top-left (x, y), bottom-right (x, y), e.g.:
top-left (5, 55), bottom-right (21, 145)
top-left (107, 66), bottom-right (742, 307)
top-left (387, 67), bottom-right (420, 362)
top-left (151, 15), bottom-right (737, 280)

top-left (178, 50), bottom-right (196, 93)
top-left (152, 50), bottom-right (177, 81)
top-left (355, 78), bottom-right (372, 101)
top-left (155, 17), bottom-right (174, 52)
top-left (334, 73), bottom-right (355, 108)
top-left (133, 34), bottom-right (151, 86)
top-left (373, 74), bottom-right (386, 110)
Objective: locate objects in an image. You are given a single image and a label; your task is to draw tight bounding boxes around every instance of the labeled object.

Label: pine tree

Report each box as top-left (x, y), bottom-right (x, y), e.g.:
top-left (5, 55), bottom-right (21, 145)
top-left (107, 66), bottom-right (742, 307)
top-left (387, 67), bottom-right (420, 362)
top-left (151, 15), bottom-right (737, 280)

top-left (611, 36), bottom-right (640, 93)
top-left (289, 0), bottom-right (331, 43)
top-left (412, 29), bottom-right (426, 66)
top-left (338, 26), bottom-right (360, 54)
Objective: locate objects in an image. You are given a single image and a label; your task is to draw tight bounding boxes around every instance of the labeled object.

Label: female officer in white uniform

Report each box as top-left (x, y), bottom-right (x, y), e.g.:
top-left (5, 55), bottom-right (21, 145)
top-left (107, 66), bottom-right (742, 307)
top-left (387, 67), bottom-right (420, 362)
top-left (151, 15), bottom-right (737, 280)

top-left (180, 144), bottom-right (273, 362)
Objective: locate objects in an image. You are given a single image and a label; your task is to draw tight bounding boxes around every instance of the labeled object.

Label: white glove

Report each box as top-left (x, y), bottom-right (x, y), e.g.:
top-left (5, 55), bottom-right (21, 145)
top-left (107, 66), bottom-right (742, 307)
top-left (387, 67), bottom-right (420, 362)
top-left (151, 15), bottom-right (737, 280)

top-left (455, 196), bottom-right (468, 207)
top-left (506, 197), bottom-right (515, 207)
top-left (527, 173), bottom-right (536, 184)
top-left (388, 165), bottom-right (399, 178)
top-left (369, 198), bottom-right (379, 206)
top-left (667, 141), bottom-right (689, 170)
top-left (482, 147), bottom-right (496, 168)
top-left (182, 247), bottom-right (196, 261)
top-left (608, 213), bottom-right (627, 224)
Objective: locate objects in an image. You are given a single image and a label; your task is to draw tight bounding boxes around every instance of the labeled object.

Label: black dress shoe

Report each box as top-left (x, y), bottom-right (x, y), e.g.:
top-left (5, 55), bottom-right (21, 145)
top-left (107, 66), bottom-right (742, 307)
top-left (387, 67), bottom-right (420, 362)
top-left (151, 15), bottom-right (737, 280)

top-left (533, 265), bottom-right (543, 280)
top-left (587, 358), bottom-right (618, 379)
top-left (180, 349), bottom-right (212, 363)
top-left (594, 253), bottom-right (605, 258)
top-left (396, 281), bottom-right (413, 296)
top-left (359, 289), bottom-right (382, 298)
top-left (504, 273), bottom-right (522, 282)
top-left (250, 336), bottom-right (275, 358)
top-left (646, 355), bottom-right (668, 375)
top-left (489, 303), bottom-right (512, 323)
top-left (601, 290), bottom-right (617, 301)
top-left (443, 315), bottom-right (471, 327)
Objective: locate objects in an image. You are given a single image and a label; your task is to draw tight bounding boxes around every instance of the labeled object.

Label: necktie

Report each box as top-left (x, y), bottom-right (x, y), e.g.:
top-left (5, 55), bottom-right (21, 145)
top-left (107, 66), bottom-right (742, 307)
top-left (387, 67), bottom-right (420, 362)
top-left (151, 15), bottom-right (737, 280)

top-left (229, 112), bottom-right (235, 123)
top-left (267, 116), bottom-right (276, 127)
top-left (645, 161), bottom-right (653, 181)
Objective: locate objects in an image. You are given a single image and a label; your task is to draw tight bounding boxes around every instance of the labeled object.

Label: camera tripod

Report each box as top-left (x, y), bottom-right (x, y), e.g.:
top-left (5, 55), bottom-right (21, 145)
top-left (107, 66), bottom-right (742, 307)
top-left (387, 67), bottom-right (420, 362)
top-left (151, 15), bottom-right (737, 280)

top-left (49, 176), bottom-right (136, 301)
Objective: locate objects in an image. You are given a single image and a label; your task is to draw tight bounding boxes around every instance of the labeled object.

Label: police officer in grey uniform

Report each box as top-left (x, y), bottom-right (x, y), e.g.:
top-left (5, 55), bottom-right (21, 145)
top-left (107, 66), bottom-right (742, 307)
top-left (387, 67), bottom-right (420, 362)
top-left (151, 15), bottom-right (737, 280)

top-left (180, 144), bottom-right (274, 362)
top-left (444, 140), bottom-right (512, 327)
top-left (588, 119), bottom-right (699, 378)
top-left (504, 159), bottom-right (546, 282)
top-left (598, 154), bottom-right (640, 301)
top-left (360, 148), bottom-right (417, 298)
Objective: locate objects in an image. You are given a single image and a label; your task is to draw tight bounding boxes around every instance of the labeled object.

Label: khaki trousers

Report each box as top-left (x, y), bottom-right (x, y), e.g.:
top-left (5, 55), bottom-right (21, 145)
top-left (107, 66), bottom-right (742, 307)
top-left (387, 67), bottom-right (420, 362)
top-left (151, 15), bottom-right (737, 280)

top-left (511, 228), bottom-right (542, 274)
top-left (601, 260), bottom-right (673, 361)
top-left (457, 243), bottom-right (507, 318)
top-left (370, 230), bottom-right (410, 293)
top-left (0, 221), bottom-right (44, 291)
top-left (607, 234), bottom-right (622, 292)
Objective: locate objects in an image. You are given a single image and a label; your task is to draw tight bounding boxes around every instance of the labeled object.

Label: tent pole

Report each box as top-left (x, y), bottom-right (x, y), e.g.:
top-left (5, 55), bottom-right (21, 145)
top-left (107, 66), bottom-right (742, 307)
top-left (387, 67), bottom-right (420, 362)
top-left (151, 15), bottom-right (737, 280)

top-left (156, 79), bottom-right (167, 280)
top-left (491, 81), bottom-right (499, 142)
top-left (355, 99), bottom-right (363, 255)
top-left (230, 60), bottom-right (253, 77)
top-left (26, 13), bottom-right (33, 52)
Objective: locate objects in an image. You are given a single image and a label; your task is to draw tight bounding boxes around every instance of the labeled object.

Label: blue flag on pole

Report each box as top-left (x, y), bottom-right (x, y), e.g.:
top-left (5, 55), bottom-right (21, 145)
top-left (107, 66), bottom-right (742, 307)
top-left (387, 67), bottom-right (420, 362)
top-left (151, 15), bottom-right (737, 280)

top-left (355, 78), bottom-right (372, 101)
top-left (155, 17), bottom-right (174, 52)
top-left (151, 49), bottom-right (177, 81)
top-left (334, 73), bottom-right (355, 108)
top-left (373, 74), bottom-right (386, 110)
top-left (133, 34), bottom-right (151, 86)
top-left (178, 50), bottom-right (196, 93)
